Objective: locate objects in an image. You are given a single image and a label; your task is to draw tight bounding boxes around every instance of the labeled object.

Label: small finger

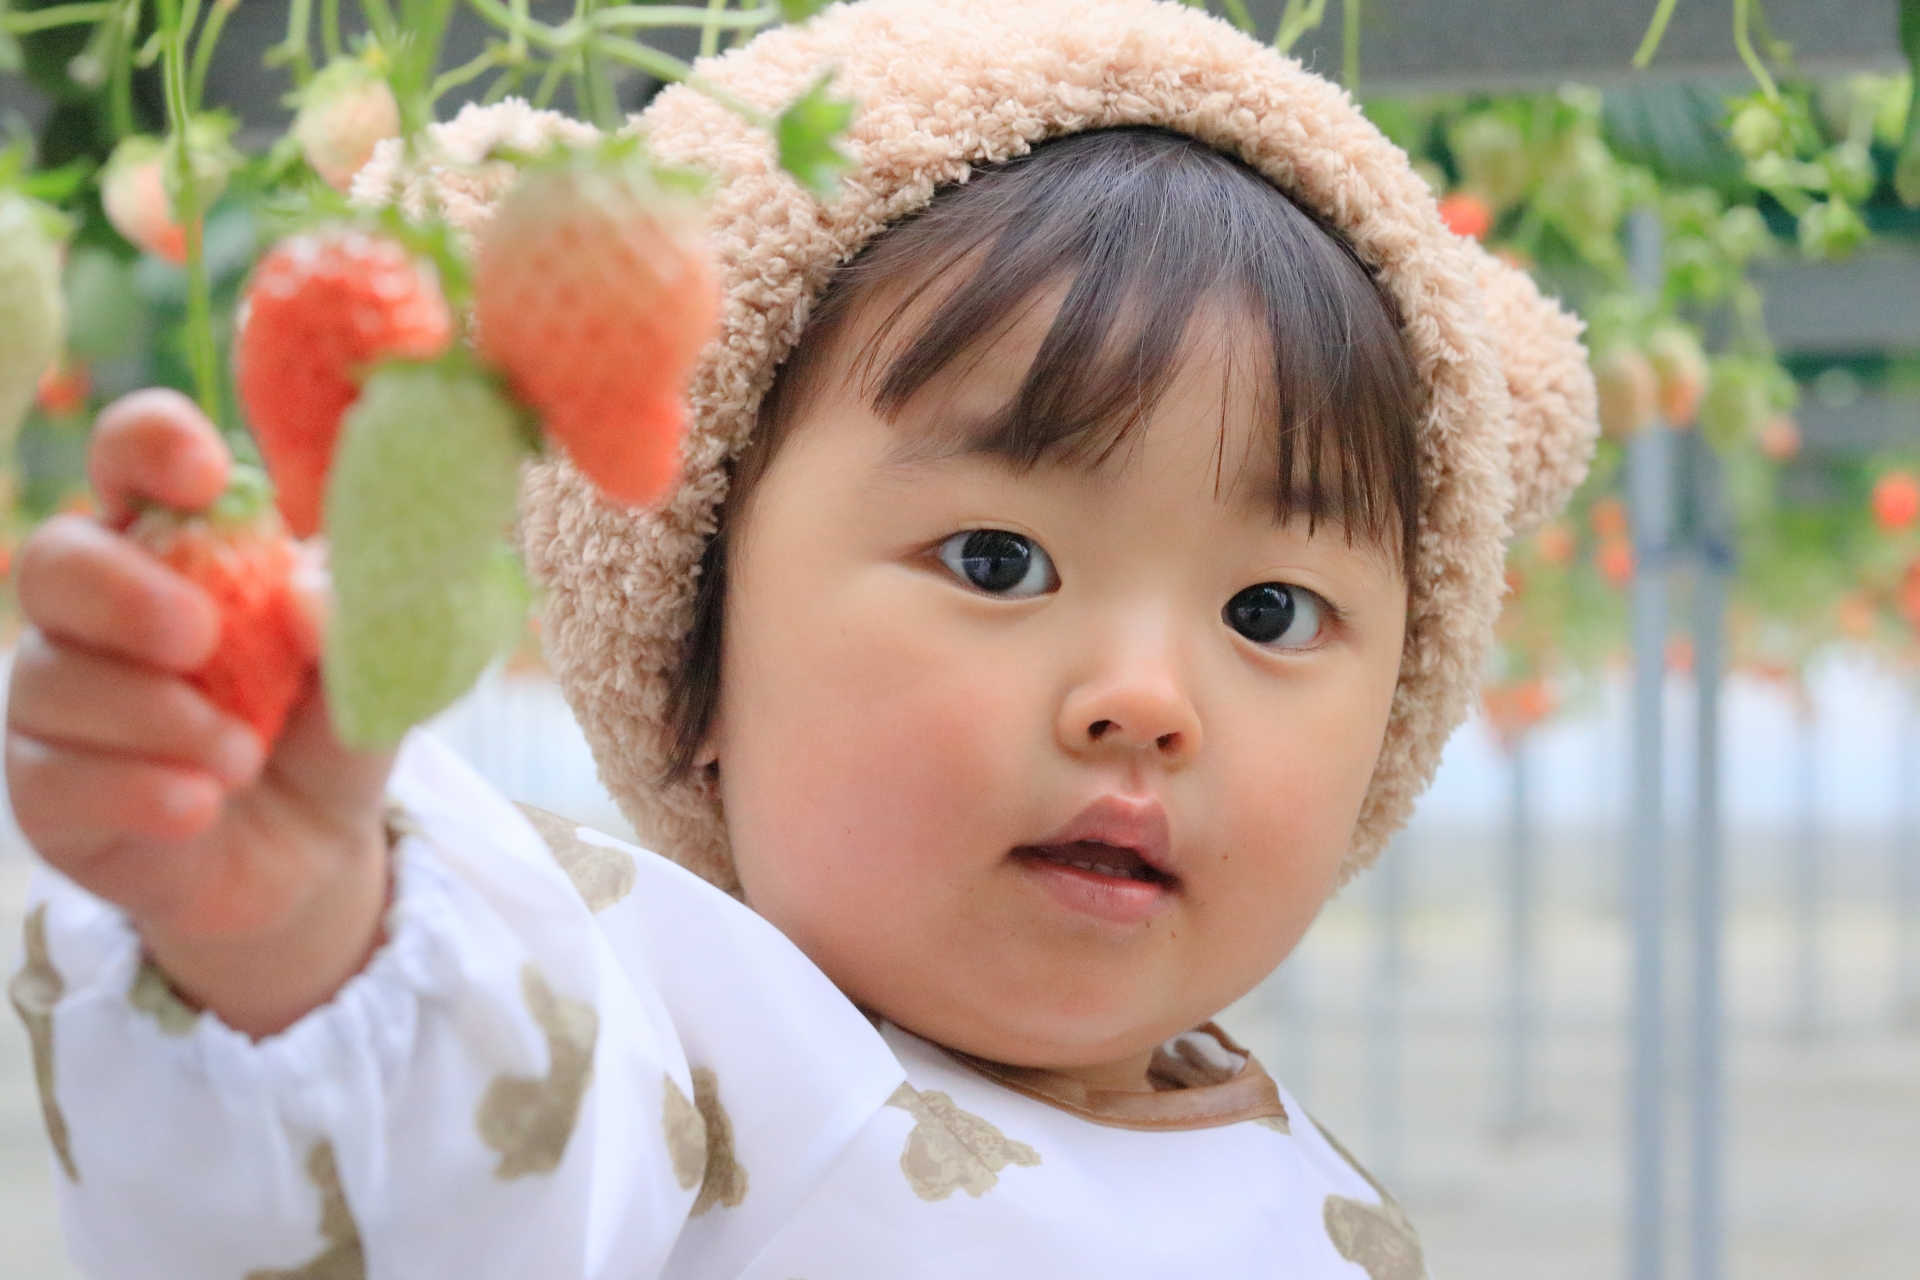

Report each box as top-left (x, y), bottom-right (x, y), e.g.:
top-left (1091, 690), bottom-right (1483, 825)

top-left (89, 389), bottom-right (230, 528)
top-left (6, 733), bottom-right (223, 851)
top-left (13, 518), bottom-right (220, 670)
top-left (8, 632), bottom-right (263, 788)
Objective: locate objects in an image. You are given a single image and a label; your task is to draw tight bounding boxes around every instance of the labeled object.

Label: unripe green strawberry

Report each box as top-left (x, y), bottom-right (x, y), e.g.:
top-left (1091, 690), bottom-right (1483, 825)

top-left (323, 361), bottom-right (531, 749)
top-left (1699, 357), bottom-right (1774, 453)
top-left (294, 56), bottom-right (402, 193)
top-left (128, 467), bottom-right (311, 746)
top-left (0, 191), bottom-right (67, 450)
top-left (472, 141), bottom-right (721, 508)
top-left (1728, 100), bottom-right (1785, 160)
top-left (1797, 197), bottom-right (1869, 262)
top-left (236, 230), bottom-right (453, 537)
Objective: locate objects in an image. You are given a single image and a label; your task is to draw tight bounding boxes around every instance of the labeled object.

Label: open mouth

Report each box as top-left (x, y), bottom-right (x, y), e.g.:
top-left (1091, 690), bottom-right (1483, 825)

top-left (1015, 840), bottom-right (1177, 886)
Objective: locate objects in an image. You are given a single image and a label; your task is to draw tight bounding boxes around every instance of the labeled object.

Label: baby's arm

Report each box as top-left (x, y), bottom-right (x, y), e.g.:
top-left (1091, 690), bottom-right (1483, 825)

top-left (8, 394), bottom-right (702, 1275)
top-left (6, 390), bottom-right (393, 1036)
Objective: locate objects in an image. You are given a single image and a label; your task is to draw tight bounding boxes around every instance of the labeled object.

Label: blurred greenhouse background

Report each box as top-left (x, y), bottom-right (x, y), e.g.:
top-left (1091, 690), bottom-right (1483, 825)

top-left (7, 0), bottom-right (1920, 1277)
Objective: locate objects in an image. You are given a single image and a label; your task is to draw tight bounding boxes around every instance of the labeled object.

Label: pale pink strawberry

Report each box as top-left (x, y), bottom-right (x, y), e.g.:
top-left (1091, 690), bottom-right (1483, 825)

top-left (472, 143), bottom-right (721, 507)
top-left (294, 58), bottom-right (403, 193)
top-left (101, 124), bottom-right (239, 263)
top-left (101, 139), bottom-right (186, 263)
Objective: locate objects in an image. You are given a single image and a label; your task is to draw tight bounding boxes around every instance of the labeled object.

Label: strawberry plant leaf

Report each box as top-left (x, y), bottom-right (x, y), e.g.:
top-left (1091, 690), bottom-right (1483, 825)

top-left (323, 359), bottom-right (533, 748)
top-left (778, 0), bottom-right (831, 22)
top-left (776, 71), bottom-right (855, 198)
top-left (15, 158), bottom-right (92, 205)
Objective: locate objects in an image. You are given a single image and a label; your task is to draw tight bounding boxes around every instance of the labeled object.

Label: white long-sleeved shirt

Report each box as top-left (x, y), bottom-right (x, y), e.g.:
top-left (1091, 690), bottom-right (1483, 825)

top-left (10, 735), bottom-right (1425, 1280)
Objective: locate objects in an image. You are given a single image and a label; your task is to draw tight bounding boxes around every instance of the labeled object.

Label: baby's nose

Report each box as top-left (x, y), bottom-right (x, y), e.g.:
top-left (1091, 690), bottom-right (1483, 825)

top-left (1058, 673), bottom-right (1202, 765)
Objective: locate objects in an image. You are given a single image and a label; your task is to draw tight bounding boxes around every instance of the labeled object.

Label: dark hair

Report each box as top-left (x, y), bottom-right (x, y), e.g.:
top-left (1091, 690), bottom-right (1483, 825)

top-left (662, 127), bottom-right (1422, 783)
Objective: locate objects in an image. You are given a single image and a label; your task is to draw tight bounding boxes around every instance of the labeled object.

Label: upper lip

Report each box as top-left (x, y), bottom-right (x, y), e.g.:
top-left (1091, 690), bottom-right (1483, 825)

top-left (1024, 794), bottom-right (1176, 881)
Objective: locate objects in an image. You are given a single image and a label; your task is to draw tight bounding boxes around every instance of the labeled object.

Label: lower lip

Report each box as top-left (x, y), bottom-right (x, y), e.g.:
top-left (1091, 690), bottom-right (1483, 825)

top-left (1016, 852), bottom-right (1175, 925)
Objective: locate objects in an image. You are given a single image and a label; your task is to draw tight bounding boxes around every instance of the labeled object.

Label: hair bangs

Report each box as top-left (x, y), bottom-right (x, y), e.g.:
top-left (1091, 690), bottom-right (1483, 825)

top-left (805, 127), bottom-right (1422, 571)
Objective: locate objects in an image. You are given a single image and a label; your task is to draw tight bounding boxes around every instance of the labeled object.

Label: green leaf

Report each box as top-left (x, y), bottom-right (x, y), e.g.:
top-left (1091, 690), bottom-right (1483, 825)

top-left (776, 70), bottom-right (854, 198)
top-left (323, 359), bottom-right (534, 749)
top-left (777, 0), bottom-right (830, 22)
top-left (16, 156), bottom-right (91, 203)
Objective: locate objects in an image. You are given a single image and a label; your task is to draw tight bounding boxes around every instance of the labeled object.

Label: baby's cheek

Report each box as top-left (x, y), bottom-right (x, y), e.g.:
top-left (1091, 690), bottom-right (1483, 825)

top-left (728, 612), bottom-right (1037, 917)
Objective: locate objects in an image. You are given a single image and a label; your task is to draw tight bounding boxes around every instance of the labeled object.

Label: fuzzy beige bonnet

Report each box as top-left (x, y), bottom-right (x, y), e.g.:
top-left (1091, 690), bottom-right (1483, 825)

top-left (356, 0), bottom-right (1598, 894)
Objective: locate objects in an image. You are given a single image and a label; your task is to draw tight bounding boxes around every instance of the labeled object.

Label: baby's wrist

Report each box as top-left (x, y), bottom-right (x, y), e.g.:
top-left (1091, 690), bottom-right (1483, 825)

top-left (136, 818), bottom-right (394, 1040)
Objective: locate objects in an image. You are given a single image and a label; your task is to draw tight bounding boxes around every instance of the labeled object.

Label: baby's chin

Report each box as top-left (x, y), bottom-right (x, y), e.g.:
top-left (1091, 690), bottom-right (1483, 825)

top-left (843, 958), bottom-right (1238, 1088)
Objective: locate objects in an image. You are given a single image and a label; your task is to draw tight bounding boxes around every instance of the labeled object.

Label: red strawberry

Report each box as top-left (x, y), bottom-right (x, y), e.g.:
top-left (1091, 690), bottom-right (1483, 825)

top-left (129, 467), bottom-right (312, 746)
top-left (36, 357), bottom-right (90, 416)
top-left (236, 230), bottom-right (452, 537)
top-left (1438, 191), bottom-right (1494, 241)
top-left (1597, 537), bottom-right (1635, 589)
top-left (472, 143), bottom-right (721, 507)
top-left (1873, 471), bottom-right (1920, 534)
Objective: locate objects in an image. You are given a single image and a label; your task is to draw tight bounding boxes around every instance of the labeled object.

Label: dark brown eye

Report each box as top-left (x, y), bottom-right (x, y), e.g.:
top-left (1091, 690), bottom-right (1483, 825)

top-left (937, 530), bottom-right (1056, 597)
top-left (1225, 583), bottom-right (1322, 648)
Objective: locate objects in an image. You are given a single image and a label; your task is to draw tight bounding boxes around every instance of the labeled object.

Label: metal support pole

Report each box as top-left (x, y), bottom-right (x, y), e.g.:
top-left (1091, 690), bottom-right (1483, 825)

top-left (1686, 431), bottom-right (1730, 1280)
top-left (1626, 208), bottom-right (1673, 1280)
top-left (1791, 711), bottom-right (1820, 1039)
top-left (1897, 687), bottom-right (1920, 1028)
top-left (1367, 836), bottom-right (1409, 1183)
top-left (1498, 733), bottom-right (1537, 1135)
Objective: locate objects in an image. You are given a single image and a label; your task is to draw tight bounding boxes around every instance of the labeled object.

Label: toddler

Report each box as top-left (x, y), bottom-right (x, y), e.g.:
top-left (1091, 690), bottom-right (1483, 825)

top-left (6, 1), bottom-right (1596, 1276)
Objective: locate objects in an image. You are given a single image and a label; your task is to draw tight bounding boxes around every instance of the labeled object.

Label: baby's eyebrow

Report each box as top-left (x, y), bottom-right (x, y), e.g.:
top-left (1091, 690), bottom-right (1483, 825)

top-left (1240, 474), bottom-right (1348, 526)
top-left (875, 410), bottom-right (1033, 471)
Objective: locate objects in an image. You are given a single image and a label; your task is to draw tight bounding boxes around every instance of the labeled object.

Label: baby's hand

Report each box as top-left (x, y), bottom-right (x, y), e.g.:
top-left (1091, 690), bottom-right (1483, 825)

top-left (6, 390), bottom-right (397, 1037)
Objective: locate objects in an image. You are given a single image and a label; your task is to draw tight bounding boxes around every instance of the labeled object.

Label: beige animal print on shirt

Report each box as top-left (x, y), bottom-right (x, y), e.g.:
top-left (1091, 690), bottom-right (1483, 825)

top-left (690, 1067), bottom-right (748, 1215)
top-left (9, 904), bottom-right (75, 1182)
top-left (516, 804), bottom-right (638, 911)
top-left (128, 961), bottom-right (199, 1035)
top-left (245, 1140), bottom-right (365, 1280)
top-left (476, 964), bottom-right (599, 1178)
top-left (885, 1083), bottom-right (1041, 1202)
top-left (1314, 1120), bottom-right (1427, 1280)
top-left (663, 1072), bottom-right (708, 1190)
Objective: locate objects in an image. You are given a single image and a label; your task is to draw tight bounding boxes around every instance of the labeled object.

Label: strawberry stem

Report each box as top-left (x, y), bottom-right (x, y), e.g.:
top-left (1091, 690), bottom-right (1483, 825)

top-left (208, 464), bottom-right (279, 528)
top-left (156, 0), bottom-right (223, 426)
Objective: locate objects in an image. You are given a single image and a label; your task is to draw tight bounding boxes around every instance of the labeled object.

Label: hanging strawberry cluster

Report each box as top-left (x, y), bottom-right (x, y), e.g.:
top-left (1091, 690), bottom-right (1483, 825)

top-left (230, 139), bottom-right (728, 748)
top-left (1, 0), bottom-right (852, 750)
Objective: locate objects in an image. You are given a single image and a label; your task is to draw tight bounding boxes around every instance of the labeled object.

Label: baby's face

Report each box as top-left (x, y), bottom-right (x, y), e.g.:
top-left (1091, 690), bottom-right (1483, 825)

top-left (710, 296), bottom-right (1409, 1090)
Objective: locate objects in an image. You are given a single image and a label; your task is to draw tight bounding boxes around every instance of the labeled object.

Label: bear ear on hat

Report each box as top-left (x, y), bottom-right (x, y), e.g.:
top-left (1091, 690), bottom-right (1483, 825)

top-left (1469, 243), bottom-right (1601, 537)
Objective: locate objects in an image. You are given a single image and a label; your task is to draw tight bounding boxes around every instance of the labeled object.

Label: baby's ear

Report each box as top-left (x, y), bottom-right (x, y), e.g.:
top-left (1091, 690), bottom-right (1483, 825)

top-left (1469, 244), bottom-right (1600, 537)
